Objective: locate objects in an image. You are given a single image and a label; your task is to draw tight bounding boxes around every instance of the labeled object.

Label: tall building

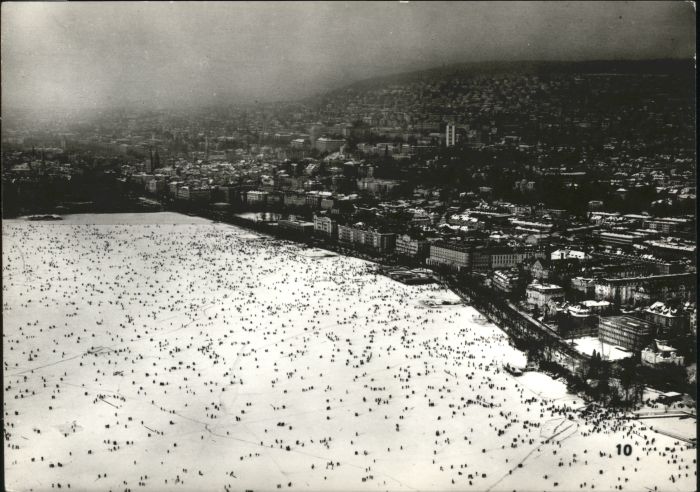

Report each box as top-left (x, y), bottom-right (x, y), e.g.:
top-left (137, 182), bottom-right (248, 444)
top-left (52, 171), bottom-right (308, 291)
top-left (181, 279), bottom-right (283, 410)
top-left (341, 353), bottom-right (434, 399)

top-left (153, 147), bottom-right (160, 171)
top-left (309, 124), bottom-right (323, 147)
top-left (146, 148), bottom-right (154, 173)
top-left (313, 215), bottom-right (338, 237)
top-left (446, 123), bottom-right (456, 147)
top-left (599, 315), bottom-right (655, 352)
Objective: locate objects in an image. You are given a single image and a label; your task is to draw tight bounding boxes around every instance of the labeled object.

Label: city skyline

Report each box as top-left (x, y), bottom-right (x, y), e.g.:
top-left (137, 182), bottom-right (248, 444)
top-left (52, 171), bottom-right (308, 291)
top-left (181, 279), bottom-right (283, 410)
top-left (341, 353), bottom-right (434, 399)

top-left (2, 3), bottom-right (697, 490)
top-left (1, 1), bottom-right (695, 116)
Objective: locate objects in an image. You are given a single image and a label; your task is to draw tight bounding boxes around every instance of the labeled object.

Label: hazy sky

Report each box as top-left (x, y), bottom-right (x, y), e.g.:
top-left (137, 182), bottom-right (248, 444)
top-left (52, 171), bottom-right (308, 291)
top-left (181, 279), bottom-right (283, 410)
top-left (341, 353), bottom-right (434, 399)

top-left (1, 1), bottom-right (695, 113)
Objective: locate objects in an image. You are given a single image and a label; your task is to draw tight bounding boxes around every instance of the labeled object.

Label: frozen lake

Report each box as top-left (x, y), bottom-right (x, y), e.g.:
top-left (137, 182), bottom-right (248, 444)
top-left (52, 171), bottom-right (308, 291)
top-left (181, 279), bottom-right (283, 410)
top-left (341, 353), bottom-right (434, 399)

top-left (3, 213), bottom-right (696, 491)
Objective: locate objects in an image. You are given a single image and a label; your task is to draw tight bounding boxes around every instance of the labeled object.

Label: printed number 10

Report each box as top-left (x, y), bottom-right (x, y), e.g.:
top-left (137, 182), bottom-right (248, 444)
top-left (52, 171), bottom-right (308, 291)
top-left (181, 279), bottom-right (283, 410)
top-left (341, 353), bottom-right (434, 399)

top-left (616, 444), bottom-right (632, 456)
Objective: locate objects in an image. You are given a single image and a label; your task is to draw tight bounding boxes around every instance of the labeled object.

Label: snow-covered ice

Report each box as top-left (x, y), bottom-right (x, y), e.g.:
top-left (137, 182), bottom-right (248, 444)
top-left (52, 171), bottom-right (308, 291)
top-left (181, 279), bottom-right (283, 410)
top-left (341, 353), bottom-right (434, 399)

top-left (3, 213), bottom-right (696, 491)
top-left (572, 336), bottom-right (634, 361)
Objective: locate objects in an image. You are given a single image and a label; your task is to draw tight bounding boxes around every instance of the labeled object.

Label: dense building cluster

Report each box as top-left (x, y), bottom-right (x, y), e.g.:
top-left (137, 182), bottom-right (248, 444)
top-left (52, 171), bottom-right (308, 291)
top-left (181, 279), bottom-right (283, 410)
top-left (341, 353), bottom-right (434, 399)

top-left (2, 59), bottom-right (696, 384)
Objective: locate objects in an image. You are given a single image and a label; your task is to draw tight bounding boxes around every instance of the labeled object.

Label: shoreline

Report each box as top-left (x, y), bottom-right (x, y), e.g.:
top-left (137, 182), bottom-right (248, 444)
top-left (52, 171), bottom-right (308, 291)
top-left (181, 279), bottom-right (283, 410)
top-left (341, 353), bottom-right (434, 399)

top-left (0, 209), bottom-right (674, 394)
top-left (7, 209), bottom-right (696, 406)
top-left (3, 211), bottom-right (696, 491)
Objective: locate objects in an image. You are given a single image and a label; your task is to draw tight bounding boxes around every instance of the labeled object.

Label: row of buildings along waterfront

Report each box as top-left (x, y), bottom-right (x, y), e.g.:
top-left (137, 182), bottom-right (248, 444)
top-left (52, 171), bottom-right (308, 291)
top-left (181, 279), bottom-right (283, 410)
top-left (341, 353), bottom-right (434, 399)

top-left (298, 212), bottom-right (696, 369)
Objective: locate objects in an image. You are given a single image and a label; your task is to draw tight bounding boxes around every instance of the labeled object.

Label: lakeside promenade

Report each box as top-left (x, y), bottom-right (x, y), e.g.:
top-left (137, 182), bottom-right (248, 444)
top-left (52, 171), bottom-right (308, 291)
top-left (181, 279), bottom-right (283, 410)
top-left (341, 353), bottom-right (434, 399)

top-left (182, 204), bottom-right (592, 371)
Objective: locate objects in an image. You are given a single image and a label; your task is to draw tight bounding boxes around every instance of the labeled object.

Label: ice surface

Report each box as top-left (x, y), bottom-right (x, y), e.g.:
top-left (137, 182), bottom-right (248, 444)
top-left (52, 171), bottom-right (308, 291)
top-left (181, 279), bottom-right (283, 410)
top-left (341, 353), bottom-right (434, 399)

top-left (3, 214), bottom-right (696, 491)
top-left (572, 336), bottom-right (634, 361)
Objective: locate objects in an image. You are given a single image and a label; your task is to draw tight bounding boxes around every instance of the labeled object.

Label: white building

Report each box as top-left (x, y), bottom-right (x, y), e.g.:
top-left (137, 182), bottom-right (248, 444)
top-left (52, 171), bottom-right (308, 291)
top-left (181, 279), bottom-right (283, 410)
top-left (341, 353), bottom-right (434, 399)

top-left (427, 241), bottom-right (471, 271)
top-left (313, 215), bottom-right (337, 237)
top-left (177, 186), bottom-right (210, 202)
top-left (526, 282), bottom-right (565, 308)
top-left (290, 138), bottom-right (307, 149)
top-left (315, 137), bottom-right (345, 153)
top-left (580, 299), bottom-right (612, 315)
top-left (446, 123), bottom-right (457, 147)
top-left (147, 179), bottom-right (165, 194)
top-left (551, 249), bottom-right (591, 261)
top-left (641, 340), bottom-right (684, 366)
top-left (337, 225), bottom-right (396, 252)
top-left (246, 190), bottom-right (269, 206)
top-left (492, 270), bottom-right (520, 293)
top-left (177, 186), bottom-right (191, 201)
top-left (395, 235), bottom-right (429, 258)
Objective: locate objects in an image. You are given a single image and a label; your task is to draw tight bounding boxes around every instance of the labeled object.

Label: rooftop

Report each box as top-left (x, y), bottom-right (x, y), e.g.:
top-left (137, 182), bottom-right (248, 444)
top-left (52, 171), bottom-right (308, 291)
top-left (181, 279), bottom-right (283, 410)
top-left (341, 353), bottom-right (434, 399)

top-left (527, 282), bottom-right (563, 291)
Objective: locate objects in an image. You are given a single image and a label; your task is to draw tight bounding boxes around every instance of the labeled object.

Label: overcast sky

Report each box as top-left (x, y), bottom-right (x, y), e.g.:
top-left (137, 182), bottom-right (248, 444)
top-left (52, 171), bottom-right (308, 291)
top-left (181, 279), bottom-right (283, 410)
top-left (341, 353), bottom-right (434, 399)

top-left (1, 1), bottom-right (695, 114)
